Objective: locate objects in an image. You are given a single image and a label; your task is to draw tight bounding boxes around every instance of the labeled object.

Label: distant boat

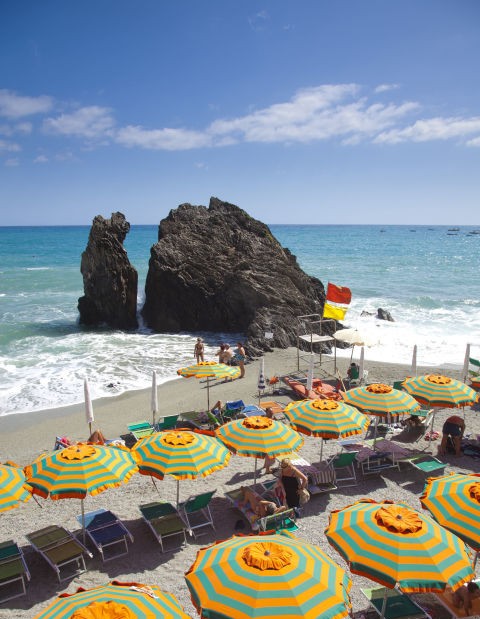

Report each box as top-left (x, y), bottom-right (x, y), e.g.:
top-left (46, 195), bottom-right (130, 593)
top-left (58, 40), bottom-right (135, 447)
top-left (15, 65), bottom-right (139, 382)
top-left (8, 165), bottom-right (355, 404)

top-left (448, 227), bottom-right (460, 231)
top-left (380, 229), bottom-right (385, 232)
top-left (409, 229), bottom-right (416, 232)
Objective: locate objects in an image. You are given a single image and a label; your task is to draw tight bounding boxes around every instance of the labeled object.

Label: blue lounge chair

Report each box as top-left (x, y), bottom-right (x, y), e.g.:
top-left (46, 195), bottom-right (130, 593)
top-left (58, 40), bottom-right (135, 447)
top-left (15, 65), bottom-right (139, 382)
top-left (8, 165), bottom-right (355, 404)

top-left (76, 508), bottom-right (133, 562)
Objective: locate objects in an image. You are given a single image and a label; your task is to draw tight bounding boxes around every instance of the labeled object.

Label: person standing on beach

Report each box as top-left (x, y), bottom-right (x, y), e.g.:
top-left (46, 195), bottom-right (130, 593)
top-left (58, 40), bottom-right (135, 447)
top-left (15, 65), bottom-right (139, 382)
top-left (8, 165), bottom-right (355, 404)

top-left (194, 337), bottom-right (205, 363)
top-left (234, 342), bottom-right (246, 378)
top-left (223, 343), bottom-right (234, 365)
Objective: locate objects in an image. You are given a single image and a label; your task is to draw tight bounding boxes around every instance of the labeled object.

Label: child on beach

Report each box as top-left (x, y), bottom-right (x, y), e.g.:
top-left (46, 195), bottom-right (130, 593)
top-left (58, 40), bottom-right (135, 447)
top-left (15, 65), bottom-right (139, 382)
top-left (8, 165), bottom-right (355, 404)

top-left (452, 581), bottom-right (480, 615)
top-left (194, 337), bottom-right (205, 363)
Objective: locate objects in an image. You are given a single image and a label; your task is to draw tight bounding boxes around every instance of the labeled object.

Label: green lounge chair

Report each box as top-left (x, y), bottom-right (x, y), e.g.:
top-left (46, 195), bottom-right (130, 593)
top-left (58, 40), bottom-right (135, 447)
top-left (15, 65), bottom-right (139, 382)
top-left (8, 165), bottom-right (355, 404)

top-left (127, 421), bottom-right (155, 441)
top-left (26, 525), bottom-right (92, 582)
top-left (362, 587), bottom-right (432, 619)
top-left (76, 508), bottom-right (134, 562)
top-left (179, 490), bottom-right (216, 538)
top-left (328, 451), bottom-right (358, 486)
top-left (155, 414), bottom-right (179, 431)
top-left (139, 501), bottom-right (187, 552)
top-left (0, 540), bottom-right (30, 603)
top-left (257, 508), bottom-right (298, 533)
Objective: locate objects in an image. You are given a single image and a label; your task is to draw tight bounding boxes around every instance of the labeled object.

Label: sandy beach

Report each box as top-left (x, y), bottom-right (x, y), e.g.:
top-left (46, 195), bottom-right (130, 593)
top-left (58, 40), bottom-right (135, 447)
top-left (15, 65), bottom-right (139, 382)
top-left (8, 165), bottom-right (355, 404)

top-left (1, 348), bottom-right (479, 619)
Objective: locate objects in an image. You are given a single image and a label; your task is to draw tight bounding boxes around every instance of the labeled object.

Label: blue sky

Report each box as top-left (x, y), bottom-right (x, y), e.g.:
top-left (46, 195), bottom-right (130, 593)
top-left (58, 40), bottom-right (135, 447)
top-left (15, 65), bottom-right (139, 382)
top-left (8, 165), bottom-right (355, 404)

top-left (1, 1), bottom-right (479, 225)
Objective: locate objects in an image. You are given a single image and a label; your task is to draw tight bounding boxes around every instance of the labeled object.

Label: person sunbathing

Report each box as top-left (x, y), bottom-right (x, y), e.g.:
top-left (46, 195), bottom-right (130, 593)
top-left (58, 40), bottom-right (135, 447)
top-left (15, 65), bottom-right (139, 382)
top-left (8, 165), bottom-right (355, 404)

top-left (452, 581), bottom-right (480, 615)
top-left (238, 486), bottom-right (287, 519)
top-left (87, 429), bottom-right (106, 444)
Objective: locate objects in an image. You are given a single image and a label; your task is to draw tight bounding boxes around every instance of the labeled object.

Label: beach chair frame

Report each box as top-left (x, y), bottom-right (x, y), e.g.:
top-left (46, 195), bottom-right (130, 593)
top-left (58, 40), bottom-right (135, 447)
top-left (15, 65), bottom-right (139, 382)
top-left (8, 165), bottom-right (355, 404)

top-left (361, 586), bottom-right (432, 619)
top-left (0, 540), bottom-right (31, 603)
top-left (127, 421), bottom-right (155, 441)
top-left (76, 508), bottom-right (134, 562)
top-left (26, 525), bottom-right (92, 582)
top-left (139, 501), bottom-right (187, 552)
top-left (179, 490), bottom-right (216, 538)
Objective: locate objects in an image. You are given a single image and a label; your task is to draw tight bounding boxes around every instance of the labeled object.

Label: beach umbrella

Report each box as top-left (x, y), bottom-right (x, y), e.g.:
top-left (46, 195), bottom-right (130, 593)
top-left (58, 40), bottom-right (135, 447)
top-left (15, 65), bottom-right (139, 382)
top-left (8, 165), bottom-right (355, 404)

top-left (463, 343), bottom-right (471, 384)
top-left (32, 580), bottom-right (190, 619)
top-left (306, 352), bottom-right (315, 392)
top-left (284, 398), bottom-right (370, 460)
top-left (25, 443), bottom-right (137, 542)
top-left (185, 532), bottom-right (352, 619)
top-left (358, 346), bottom-right (365, 384)
top-left (0, 463), bottom-right (32, 512)
top-left (325, 499), bottom-right (474, 616)
top-left (341, 383), bottom-right (420, 444)
top-left (421, 472), bottom-right (480, 565)
top-left (215, 416), bottom-right (303, 483)
top-left (402, 374), bottom-right (479, 409)
top-left (258, 357), bottom-right (266, 403)
top-left (411, 344), bottom-right (417, 377)
top-left (132, 429), bottom-right (230, 506)
top-left (84, 377), bottom-right (94, 435)
top-left (151, 369), bottom-right (159, 427)
top-left (177, 361), bottom-right (240, 409)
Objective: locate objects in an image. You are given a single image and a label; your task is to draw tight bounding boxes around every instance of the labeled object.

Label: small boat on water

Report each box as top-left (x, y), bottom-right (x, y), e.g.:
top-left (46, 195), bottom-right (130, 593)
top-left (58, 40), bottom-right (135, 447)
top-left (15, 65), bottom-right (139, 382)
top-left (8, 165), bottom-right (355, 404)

top-left (448, 227), bottom-right (460, 231)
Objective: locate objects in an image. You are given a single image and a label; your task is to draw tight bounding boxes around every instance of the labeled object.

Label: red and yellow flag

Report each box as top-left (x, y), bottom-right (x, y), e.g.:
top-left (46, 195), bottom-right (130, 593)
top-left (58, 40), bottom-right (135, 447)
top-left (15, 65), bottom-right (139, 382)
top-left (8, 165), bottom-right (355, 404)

top-left (323, 283), bottom-right (352, 321)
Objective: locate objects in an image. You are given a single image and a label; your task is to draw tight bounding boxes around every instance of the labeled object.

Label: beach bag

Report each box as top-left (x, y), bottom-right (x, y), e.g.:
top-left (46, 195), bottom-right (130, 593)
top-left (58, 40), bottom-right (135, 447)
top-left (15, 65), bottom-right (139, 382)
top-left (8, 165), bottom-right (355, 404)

top-left (298, 488), bottom-right (310, 505)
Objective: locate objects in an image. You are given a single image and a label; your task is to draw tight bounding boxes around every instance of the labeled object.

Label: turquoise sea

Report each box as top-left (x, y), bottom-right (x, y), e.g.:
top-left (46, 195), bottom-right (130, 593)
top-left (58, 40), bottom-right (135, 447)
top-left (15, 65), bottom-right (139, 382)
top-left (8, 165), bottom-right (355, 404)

top-left (1, 224), bottom-right (479, 416)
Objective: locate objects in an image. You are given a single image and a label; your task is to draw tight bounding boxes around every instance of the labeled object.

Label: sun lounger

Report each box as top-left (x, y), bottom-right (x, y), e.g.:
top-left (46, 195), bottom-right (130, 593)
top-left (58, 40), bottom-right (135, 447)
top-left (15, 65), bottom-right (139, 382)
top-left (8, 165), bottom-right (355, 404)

top-left (139, 501), bottom-right (187, 552)
top-left (282, 376), bottom-right (341, 400)
top-left (127, 421), bottom-right (155, 441)
top-left (434, 580), bottom-right (480, 618)
top-left (26, 525), bottom-right (92, 582)
top-left (0, 540), bottom-right (30, 603)
top-left (259, 401), bottom-right (288, 421)
top-left (178, 490), bottom-right (216, 538)
top-left (76, 508), bottom-right (133, 562)
top-left (225, 486), bottom-right (298, 532)
top-left (362, 586), bottom-right (432, 619)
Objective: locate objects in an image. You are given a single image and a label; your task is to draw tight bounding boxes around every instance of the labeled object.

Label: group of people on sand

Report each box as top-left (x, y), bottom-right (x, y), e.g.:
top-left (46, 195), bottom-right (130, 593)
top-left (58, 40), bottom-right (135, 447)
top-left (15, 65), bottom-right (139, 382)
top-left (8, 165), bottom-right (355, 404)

top-left (239, 457), bottom-right (308, 518)
top-left (194, 337), bottom-right (246, 378)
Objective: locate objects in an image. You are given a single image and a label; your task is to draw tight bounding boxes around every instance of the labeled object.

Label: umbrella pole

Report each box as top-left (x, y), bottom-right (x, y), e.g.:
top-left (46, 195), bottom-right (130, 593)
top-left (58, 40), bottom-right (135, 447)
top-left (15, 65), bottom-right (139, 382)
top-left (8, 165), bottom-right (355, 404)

top-left (254, 458), bottom-right (258, 484)
top-left (207, 377), bottom-right (210, 411)
top-left (320, 439), bottom-right (324, 462)
top-left (176, 479), bottom-right (180, 508)
top-left (81, 499), bottom-right (86, 545)
top-left (373, 417), bottom-right (379, 447)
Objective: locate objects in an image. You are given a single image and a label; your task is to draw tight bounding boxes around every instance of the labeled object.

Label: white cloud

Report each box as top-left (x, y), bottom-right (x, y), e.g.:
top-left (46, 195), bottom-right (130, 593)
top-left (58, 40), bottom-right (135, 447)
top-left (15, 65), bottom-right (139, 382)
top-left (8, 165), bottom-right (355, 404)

top-left (466, 136), bottom-right (480, 147)
top-left (0, 90), bottom-right (53, 119)
top-left (34, 154), bottom-right (48, 163)
top-left (375, 83), bottom-right (400, 93)
top-left (207, 86), bottom-right (418, 144)
top-left (4, 157), bottom-right (19, 166)
top-left (115, 125), bottom-right (212, 150)
top-left (0, 139), bottom-right (21, 152)
top-left (374, 116), bottom-right (480, 144)
top-left (43, 106), bottom-right (115, 139)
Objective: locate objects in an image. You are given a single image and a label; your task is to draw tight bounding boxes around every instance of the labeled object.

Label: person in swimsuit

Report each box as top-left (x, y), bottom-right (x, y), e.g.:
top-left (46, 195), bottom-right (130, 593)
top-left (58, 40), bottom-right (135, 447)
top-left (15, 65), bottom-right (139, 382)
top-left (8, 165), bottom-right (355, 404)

top-left (279, 458), bottom-right (308, 508)
top-left (438, 414), bottom-right (465, 457)
top-left (234, 342), bottom-right (246, 378)
top-left (239, 486), bottom-right (286, 518)
top-left (194, 337), bottom-right (205, 363)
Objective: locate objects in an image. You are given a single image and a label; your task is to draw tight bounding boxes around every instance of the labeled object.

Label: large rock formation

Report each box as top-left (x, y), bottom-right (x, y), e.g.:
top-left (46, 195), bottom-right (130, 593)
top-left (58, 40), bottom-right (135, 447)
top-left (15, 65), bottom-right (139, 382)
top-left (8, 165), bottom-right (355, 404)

top-left (78, 212), bottom-right (138, 329)
top-left (142, 197), bottom-right (329, 353)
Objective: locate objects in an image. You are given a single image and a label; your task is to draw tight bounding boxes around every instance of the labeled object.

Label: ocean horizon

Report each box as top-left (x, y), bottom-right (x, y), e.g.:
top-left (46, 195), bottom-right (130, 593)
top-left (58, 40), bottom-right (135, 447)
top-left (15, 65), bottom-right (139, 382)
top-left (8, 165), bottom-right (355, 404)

top-left (1, 223), bottom-right (479, 417)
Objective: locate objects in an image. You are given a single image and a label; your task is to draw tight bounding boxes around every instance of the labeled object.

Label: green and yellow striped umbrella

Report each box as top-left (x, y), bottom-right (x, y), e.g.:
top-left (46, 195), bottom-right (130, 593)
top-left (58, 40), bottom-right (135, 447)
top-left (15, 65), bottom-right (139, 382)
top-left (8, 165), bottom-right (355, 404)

top-left (341, 384), bottom-right (421, 417)
top-left (284, 399), bottom-right (370, 439)
top-left (421, 473), bottom-right (480, 556)
top-left (0, 463), bottom-right (32, 512)
top-left (132, 430), bottom-right (230, 505)
top-left (185, 533), bottom-right (352, 619)
top-left (32, 580), bottom-right (191, 619)
top-left (177, 361), bottom-right (240, 409)
top-left (402, 374), bottom-right (479, 408)
top-left (215, 416), bottom-right (303, 483)
top-left (25, 443), bottom-right (137, 500)
top-left (325, 499), bottom-right (474, 593)
top-left (25, 444), bottom-right (137, 540)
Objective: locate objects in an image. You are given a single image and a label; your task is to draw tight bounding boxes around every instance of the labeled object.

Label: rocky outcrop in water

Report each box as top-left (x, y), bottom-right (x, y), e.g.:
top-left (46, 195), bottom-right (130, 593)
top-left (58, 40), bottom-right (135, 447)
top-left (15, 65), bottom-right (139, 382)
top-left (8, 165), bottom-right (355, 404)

top-left (78, 212), bottom-right (138, 330)
top-left (141, 197), bottom-right (328, 354)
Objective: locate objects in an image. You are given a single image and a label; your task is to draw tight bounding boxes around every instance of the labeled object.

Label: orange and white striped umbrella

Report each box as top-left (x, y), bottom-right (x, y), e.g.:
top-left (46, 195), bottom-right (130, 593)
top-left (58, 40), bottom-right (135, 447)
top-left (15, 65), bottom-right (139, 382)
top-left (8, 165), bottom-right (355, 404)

top-left (0, 463), bottom-right (32, 512)
top-left (421, 472), bottom-right (480, 557)
top-left (185, 533), bottom-right (352, 619)
top-left (325, 499), bottom-right (474, 593)
top-left (32, 580), bottom-right (190, 619)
